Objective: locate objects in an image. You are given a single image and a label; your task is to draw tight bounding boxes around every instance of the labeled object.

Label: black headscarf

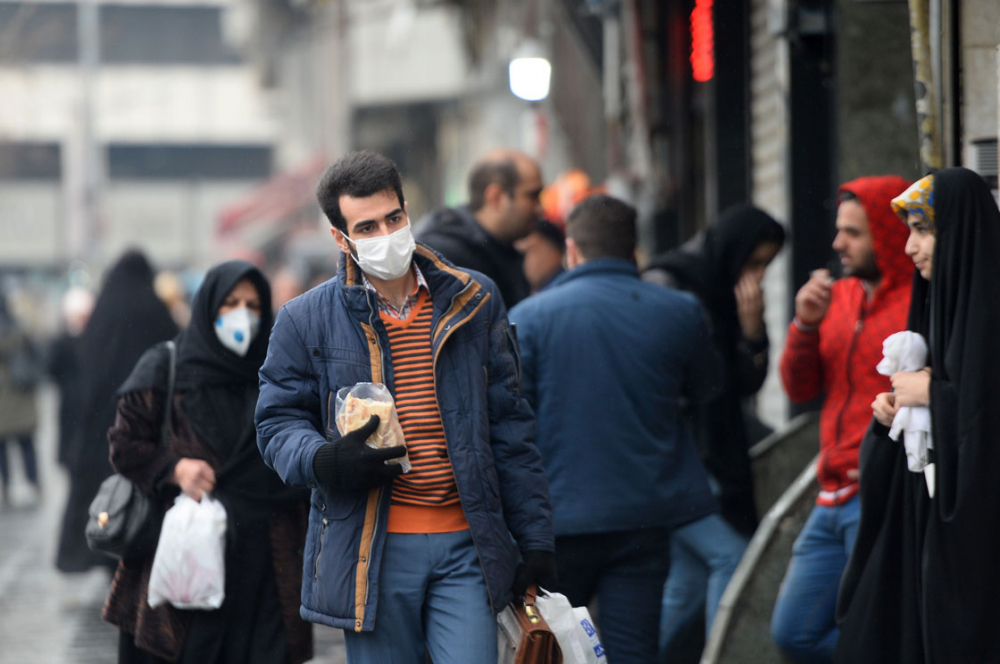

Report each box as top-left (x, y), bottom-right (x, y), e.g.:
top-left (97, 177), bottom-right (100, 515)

top-left (74, 250), bottom-right (178, 469)
top-left (174, 260), bottom-right (272, 464)
top-left (175, 260), bottom-right (273, 391)
top-left (649, 205), bottom-right (786, 317)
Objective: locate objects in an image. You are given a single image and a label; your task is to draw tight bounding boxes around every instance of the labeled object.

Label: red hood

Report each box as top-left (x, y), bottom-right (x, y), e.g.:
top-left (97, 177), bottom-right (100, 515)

top-left (838, 175), bottom-right (914, 293)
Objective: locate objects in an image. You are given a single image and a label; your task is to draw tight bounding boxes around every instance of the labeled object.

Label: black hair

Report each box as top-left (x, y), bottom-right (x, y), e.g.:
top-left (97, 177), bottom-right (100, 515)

top-left (838, 190), bottom-right (859, 204)
top-left (467, 158), bottom-right (519, 212)
top-left (535, 220), bottom-right (566, 252)
top-left (566, 194), bottom-right (637, 261)
top-left (316, 151), bottom-right (405, 233)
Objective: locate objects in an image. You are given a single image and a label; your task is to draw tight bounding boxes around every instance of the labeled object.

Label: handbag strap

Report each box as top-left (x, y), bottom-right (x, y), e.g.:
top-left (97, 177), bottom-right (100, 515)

top-left (523, 584), bottom-right (541, 624)
top-left (161, 340), bottom-right (177, 445)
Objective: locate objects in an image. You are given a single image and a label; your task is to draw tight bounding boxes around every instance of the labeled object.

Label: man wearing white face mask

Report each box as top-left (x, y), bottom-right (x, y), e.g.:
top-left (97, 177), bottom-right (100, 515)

top-left (256, 150), bottom-right (555, 664)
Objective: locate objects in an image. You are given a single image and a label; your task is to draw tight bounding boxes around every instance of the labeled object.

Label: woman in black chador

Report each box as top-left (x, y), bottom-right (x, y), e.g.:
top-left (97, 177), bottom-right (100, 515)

top-left (56, 250), bottom-right (177, 572)
top-left (835, 168), bottom-right (1000, 663)
top-left (103, 260), bottom-right (312, 664)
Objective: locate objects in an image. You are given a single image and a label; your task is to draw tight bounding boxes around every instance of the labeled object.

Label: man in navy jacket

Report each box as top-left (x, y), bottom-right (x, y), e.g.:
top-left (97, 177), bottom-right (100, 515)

top-left (256, 151), bottom-right (554, 664)
top-left (510, 195), bottom-right (724, 663)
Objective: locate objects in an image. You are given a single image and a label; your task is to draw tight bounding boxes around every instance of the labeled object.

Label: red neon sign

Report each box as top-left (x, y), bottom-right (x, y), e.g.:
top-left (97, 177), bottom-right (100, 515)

top-left (690, 0), bottom-right (714, 82)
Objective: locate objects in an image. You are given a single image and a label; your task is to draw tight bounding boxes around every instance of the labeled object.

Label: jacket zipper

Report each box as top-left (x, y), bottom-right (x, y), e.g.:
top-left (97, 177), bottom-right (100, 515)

top-left (360, 292), bottom-right (387, 611)
top-left (430, 286), bottom-right (497, 612)
top-left (832, 300), bottom-right (866, 500)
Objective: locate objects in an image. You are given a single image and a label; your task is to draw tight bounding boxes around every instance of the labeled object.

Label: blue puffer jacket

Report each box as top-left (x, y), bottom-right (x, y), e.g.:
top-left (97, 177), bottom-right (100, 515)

top-left (255, 245), bottom-right (554, 632)
top-left (509, 258), bottom-right (724, 536)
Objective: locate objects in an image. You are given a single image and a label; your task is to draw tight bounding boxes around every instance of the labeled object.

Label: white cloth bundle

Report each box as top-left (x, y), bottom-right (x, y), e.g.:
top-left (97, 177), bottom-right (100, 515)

top-left (876, 331), bottom-right (933, 473)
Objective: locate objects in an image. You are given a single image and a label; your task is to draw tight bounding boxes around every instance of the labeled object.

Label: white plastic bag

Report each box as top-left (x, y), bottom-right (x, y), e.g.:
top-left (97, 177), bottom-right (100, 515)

top-left (535, 592), bottom-right (608, 664)
top-left (147, 493), bottom-right (227, 610)
top-left (335, 382), bottom-right (411, 473)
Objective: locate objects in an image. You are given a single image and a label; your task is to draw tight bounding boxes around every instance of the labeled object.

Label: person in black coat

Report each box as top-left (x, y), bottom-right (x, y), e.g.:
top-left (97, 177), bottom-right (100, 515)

top-left (835, 168), bottom-right (1000, 663)
top-left (105, 260), bottom-right (312, 664)
top-left (56, 250), bottom-right (178, 573)
top-left (644, 205), bottom-right (785, 661)
top-left (416, 149), bottom-right (543, 308)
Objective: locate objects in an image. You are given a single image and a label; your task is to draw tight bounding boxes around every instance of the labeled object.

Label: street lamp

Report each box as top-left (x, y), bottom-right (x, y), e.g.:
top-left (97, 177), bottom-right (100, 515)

top-left (509, 41), bottom-right (551, 102)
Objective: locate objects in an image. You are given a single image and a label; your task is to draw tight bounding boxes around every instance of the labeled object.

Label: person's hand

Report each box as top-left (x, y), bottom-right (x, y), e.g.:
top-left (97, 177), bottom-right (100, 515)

top-left (794, 269), bottom-right (833, 326)
top-left (891, 369), bottom-right (931, 407)
top-left (735, 273), bottom-right (765, 341)
top-left (312, 415), bottom-right (407, 494)
top-left (872, 392), bottom-right (899, 427)
top-left (173, 458), bottom-right (216, 501)
top-left (511, 550), bottom-right (558, 597)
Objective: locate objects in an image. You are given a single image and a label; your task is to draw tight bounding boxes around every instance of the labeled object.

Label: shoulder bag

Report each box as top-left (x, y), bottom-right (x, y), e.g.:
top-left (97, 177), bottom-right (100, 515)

top-left (86, 341), bottom-right (176, 560)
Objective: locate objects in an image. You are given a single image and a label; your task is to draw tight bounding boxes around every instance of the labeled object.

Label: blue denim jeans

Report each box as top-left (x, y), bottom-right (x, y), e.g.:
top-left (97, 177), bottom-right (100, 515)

top-left (770, 495), bottom-right (861, 663)
top-left (555, 527), bottom-right (672, 664)
top-left (658, 513), bottom-right (748, 657)
top-left (343, 530), bottom-right (496, 664)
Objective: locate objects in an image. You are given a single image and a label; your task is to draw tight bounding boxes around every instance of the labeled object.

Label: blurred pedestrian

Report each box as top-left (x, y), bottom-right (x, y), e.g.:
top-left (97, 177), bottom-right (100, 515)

top-left (47, 287), bottom-right (95, 468)
top-left (0, 292), bottom-right (42, 506)
top-left (256, 151), bottom-right (554, 663)
top-left (154, 271), bottom-right (192, 329)
top-left (516, 219), bottom-right (565, 292)
top-left (771, 176), bottom-right (912, 662)
top-left (56, 250), bottom-right (178, 573)
top-left (510, 195), bottom-right (724, 663)
top-left (416, 149), bottom-right (544, 307)
top-left (836, 168), bottom-right (1000, 663)
top-left (645, 204), bottom-right (785, 659)
top-left (104, 260), bottom-right (312, 664)
top-left (269, 265), bottom-right (306, 311)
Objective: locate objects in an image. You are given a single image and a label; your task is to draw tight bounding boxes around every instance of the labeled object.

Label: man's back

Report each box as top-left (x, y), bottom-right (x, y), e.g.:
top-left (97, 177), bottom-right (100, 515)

top-left (510, 258), bottom-right (722, 535)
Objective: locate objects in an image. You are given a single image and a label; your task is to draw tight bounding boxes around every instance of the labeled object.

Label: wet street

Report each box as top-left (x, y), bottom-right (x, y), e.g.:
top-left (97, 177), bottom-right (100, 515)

top-left (0, 385), bottom-right (346, 663)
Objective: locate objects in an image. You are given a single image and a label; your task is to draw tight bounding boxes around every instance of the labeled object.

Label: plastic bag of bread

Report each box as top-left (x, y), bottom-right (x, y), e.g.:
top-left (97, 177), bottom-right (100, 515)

top-left (335, 383), bottom-right (411, 473)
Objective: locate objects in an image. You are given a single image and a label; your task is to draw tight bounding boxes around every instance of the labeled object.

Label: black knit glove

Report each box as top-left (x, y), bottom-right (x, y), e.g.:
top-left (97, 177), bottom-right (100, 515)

top-left (511, 550), bottom-right (558, 597)
top-left (312, 415), bottom-right (406, 493)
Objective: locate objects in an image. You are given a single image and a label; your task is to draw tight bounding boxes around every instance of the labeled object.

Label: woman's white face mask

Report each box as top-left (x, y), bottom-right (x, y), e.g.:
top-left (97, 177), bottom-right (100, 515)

top-left (345, 220), bottom-right (416, 281)
top-left (215, 306), bottom-right (261, 357)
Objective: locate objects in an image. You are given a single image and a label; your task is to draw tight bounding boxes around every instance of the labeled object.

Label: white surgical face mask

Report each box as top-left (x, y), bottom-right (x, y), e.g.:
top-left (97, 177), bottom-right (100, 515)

top-left (214, 307), bottom-right (261, 357)
top-left (345, 220), bottom-right (416, 281)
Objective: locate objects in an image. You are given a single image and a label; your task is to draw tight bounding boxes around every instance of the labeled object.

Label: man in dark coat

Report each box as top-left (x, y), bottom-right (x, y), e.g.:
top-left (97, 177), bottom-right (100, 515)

top-left (510, 194), bottom-right (725, 663)
top-left (415, 149), bottom-right (543, 308)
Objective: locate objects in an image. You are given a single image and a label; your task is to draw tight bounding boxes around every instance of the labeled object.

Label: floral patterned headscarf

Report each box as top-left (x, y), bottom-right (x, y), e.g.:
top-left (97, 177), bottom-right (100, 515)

top-left (891, 174), bottom-right (935, 231)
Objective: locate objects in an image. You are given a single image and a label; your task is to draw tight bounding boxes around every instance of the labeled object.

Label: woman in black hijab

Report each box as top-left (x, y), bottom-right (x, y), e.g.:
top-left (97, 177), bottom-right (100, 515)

top-left (835, 168), bottom-right (1000, 663)
top-left (646, 205), bottom-right (786, 535)
top-left (104, 261), bottom-right (312, 664)
top-left (103, 260), bottom-right (312, 664)
top-left (56, 250), bottom-right (177, 572)
top-left (645, 205), bottom-right (785, 658)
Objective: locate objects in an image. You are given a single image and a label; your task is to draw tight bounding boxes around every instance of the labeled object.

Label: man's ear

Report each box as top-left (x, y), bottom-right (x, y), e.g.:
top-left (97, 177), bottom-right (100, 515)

top-left (565, 237), bottom-right (582, 269)
top-left (483, 182), bottom-right (507, 209)
top-left (331, 227), bottom-right (351, 255)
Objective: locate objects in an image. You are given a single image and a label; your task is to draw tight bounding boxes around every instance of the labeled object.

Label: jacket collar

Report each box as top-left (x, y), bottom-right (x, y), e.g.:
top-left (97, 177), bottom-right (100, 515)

top-left (337, 243), bottom-right (476, 317)
top-left (551, 257), bottom-right (639, 287)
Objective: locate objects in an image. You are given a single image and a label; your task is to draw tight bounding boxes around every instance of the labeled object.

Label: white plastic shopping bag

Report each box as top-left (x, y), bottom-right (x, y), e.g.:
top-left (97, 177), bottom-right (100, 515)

top-left (147, 493), bottom-right (227, 610)
top-left (535, 591), bottom-right (608, 664)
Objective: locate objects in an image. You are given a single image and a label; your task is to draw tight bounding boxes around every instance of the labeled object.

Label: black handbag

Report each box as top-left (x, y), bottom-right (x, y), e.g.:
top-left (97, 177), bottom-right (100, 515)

top-left (86, 341), bottom-right (176, 560)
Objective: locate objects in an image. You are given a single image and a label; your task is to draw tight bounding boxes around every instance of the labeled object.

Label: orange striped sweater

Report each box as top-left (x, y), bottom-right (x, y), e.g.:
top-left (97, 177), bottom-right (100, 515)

top-left (380, 290), bottom-right (468, 534)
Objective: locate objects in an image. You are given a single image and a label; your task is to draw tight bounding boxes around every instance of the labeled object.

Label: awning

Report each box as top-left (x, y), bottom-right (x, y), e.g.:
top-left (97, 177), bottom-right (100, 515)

top-left (217, 154), bottom-right (327, 235)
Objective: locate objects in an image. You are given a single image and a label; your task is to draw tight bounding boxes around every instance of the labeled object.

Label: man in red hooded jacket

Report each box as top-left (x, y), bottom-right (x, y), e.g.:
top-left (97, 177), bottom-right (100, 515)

top-left (770, 175), bottom-right (912, 663)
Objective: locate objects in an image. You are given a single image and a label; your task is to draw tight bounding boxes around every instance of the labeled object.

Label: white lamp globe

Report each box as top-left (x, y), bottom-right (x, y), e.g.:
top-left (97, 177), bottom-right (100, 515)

top-left (509, 56), bottom-right (552, 101)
